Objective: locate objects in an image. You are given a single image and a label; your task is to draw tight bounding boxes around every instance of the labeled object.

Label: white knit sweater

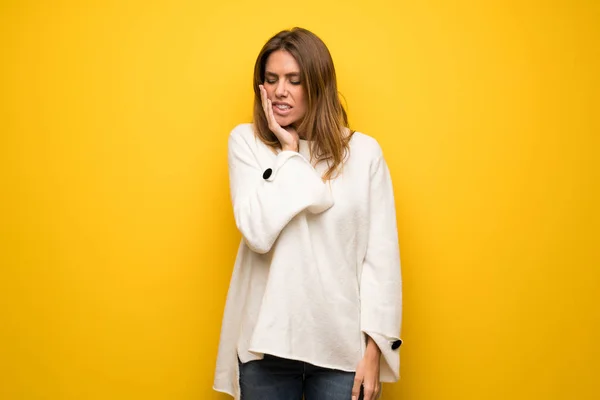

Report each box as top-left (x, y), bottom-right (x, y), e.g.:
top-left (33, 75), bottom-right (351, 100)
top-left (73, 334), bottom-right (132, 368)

top-left (213, 123), bottom-right (402, 399)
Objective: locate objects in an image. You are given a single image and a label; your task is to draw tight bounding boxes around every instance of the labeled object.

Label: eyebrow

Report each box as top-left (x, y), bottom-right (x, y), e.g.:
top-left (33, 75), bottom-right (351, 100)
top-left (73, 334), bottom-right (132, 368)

top-left (265, 71), bottom-right (301, 77)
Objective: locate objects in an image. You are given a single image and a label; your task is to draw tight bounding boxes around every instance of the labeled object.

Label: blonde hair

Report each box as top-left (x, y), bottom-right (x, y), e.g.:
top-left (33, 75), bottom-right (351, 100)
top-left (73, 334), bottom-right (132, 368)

top-left (252, 27), bottom-right (353, 180)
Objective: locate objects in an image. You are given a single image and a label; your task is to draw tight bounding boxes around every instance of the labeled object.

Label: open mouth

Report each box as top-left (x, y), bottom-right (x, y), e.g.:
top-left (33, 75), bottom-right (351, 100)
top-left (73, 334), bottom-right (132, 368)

top-left (273, 103), bottom-right (292, 115)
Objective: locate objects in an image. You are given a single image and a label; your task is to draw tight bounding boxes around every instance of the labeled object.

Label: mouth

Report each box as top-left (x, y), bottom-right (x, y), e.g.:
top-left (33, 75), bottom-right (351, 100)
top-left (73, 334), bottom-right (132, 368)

top-left (272, 102), bottom-right (292, 116)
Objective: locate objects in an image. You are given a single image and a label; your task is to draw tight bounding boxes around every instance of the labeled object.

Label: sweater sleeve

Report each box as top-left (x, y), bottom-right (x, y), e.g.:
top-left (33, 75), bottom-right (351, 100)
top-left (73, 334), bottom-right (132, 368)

top-left (360, 148), bottom-right (403, 382)
top-left (228, 128), bottom-right (334, 254)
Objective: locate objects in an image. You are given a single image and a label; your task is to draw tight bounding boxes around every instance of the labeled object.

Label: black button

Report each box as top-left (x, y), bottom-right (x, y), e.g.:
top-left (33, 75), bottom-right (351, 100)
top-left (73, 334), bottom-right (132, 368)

top-left (391, 339), bottom-right (402, 350)
top-left (263, 168), bottom-right (272, 180)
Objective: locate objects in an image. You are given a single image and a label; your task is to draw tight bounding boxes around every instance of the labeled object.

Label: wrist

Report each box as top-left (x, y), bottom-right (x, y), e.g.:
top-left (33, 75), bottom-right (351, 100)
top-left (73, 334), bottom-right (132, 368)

top-left (365, 336), bottom-right (382, 357)
top-left (282, 144), bottom-right (298, 152)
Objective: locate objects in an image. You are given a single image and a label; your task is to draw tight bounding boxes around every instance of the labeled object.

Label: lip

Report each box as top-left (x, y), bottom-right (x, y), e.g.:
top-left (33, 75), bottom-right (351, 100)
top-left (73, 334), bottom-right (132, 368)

top-left (272, 102), bottom-right (293, 116)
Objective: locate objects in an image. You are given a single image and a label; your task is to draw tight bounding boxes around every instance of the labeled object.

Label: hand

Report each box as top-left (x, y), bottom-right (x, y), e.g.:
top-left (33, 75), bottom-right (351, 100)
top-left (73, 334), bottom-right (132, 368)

top-left (259, 84), bottom-right (299, 152)
top-left (352, 337), bottom-right (381, 400)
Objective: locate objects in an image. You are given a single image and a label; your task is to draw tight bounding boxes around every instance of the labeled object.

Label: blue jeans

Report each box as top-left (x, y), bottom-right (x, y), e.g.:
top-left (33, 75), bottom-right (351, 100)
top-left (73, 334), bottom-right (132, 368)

top-left (239, 354), bottom-right (364, 400)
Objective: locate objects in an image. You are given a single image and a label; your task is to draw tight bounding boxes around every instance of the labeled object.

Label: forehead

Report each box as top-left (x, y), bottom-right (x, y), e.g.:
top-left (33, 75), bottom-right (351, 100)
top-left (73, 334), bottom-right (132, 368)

top-left (265, 50), bottom-right (300, 73)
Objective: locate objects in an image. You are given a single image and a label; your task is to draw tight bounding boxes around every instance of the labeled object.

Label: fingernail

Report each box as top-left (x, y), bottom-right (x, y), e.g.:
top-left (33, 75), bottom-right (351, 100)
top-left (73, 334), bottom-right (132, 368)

top-left (352, 397), bottom-right (357, 400)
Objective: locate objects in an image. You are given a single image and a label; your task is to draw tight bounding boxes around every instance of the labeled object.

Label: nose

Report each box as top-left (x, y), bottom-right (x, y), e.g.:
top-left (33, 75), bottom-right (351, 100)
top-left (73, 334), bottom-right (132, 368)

top-left (275, 80), bottom-right (288, 98)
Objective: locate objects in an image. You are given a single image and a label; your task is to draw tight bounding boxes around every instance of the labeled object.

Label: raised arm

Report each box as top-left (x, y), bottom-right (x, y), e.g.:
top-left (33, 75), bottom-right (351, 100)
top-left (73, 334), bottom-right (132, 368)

top-left (228, 127), bottom-right (334, 254)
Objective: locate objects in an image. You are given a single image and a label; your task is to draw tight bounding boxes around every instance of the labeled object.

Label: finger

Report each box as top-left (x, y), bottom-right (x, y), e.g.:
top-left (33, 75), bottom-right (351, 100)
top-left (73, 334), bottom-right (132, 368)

top-left (261, 85), bottom-right (267, 106)
top-left (263, 92), bottom-right (274, 131)
top-left (259, 86), bottom-right (268, 117)
top-left (351, 376), bottom-right (362, 400)
top-left (267, 99), bottom-right (278, 129)
top-left (261, 86), bottom-right (271, 125)
top-left (363, 384), bottom-right (375, 400)
top-left (267, 99), bottom-right (274, 121)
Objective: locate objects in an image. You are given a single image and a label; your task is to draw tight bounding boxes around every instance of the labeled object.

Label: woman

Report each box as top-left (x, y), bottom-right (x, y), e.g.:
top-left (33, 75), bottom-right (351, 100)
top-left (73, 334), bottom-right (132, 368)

top-left (213, 27), bottom-right (402, 400)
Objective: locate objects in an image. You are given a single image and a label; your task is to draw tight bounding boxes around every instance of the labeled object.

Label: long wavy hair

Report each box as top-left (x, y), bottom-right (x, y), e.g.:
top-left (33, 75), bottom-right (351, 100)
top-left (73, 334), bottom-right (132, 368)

top-left (252, 27), bottom-right (353, 180)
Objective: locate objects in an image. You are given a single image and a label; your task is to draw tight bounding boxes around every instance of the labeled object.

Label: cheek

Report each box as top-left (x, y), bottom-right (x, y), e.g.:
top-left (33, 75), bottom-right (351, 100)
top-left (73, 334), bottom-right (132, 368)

top-left (294, 91), bottom-right (307, 114)
top-left (265, 87), bottom-right (275, 99)
top-left (296, 103), bottom-right (307, 117)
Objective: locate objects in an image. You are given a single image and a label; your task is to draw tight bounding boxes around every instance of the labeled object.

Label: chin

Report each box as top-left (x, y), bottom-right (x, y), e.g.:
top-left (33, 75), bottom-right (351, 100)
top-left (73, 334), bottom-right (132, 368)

top-left (276, 116), bottom-right (296, 128)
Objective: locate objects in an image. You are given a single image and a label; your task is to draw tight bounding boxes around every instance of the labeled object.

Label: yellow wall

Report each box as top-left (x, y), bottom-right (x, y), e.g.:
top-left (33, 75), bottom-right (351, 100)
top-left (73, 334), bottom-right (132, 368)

top-left (1, 0), bottom-right (598, 399)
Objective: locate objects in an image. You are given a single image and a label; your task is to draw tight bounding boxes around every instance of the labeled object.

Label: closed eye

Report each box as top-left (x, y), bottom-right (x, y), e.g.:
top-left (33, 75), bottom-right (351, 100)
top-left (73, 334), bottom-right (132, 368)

top-left (265, 71), bottom-right (301, 85)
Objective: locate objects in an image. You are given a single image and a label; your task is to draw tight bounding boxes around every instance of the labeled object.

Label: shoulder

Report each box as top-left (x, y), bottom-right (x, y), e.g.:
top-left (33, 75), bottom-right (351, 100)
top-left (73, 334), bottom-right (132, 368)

top-left (228, 123), bottom-right (261, 152)
top-left (229, 122), bottom-right (255, 142)
top-left (349, 131), bottom-right (384, 160)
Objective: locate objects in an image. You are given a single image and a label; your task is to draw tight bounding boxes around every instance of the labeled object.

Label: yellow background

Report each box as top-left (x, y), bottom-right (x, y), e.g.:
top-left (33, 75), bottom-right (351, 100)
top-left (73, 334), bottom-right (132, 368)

top-left (1, 0), bottom-right (598, 399)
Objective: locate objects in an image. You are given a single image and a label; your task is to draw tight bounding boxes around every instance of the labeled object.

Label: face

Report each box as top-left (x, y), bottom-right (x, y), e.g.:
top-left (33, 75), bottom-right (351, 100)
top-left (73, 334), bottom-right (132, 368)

top-left (263, 50), bottom-right (307, 128)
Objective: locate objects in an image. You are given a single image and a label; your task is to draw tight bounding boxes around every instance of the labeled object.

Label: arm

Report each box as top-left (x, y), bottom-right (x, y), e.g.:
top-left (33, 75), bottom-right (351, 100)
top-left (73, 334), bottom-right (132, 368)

top-left (353, 149), bottom-right (403, 399)
top-left (228, 127), bottom-right (334, 254)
